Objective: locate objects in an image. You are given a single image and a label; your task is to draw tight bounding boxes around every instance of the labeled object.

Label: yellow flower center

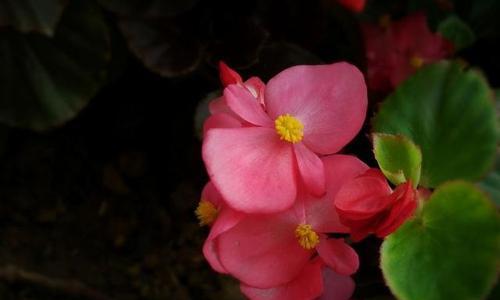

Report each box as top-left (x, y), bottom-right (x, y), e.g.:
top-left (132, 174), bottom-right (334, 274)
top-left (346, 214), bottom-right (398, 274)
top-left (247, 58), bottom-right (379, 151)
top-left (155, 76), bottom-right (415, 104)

top-left (275, 114), bottom-right (304, 143)
top-left (409, 55), bottom-right (424, 69)
top-left (295, 224), bottom-right (319, 250)
top-left (195, 200), bottom-right (218, 226)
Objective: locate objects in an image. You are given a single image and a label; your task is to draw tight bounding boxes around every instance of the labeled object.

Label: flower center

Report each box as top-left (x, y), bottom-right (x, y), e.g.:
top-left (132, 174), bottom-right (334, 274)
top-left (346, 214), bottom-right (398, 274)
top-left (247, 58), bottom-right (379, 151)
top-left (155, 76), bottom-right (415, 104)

top-left (295, 224), bottom-right (319, 250)
top-left (195, 200), bottom-right (218, 226)
top-left (409, 55), bottom-right (424, 69)
top-left (275, 114), bottom-right (304, 143)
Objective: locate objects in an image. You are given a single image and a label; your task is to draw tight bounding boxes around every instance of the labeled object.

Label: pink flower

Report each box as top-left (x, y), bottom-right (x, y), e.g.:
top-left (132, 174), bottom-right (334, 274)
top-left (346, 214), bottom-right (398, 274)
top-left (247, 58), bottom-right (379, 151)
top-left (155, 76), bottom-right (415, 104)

top-left (335, 169), bottom-right (417, 241)
top-left (204, 62), bottom-right (265, 135)
top-left (203, 63), bottom-right (367, 213)
top-left (208, 155), bottom-right (367, 288)
top-left (337, 0), bottom-right (366, 13)
top-left (362, 13), bottom-right (453, 91)
top-left (240, 260), bottom-right (355, 300)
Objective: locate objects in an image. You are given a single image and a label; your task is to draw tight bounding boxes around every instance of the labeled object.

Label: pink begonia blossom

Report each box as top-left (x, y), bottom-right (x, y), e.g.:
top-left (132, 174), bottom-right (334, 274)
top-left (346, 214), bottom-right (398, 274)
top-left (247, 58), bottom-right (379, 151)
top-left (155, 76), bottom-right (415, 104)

top-left (210, 155), bottom-right (367, 288)
top-left (203, 63), bottom-right (367, 213)
top-left (203, 62), bottom-right (265, 136)
top-left (337, 0), bottom-right (366, 13)
top-left (240, 260), bottom-right (355, 300)
top-left (362, 12), bottom-right (453, 91)
top-left (335, 169), bottom-right (417, 241)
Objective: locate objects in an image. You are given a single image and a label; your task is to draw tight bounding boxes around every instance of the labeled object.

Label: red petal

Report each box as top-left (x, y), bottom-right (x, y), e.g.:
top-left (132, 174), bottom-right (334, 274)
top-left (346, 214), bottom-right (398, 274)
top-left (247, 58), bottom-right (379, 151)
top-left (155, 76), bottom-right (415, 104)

top-left (219, 61), bottom-right (243, 87)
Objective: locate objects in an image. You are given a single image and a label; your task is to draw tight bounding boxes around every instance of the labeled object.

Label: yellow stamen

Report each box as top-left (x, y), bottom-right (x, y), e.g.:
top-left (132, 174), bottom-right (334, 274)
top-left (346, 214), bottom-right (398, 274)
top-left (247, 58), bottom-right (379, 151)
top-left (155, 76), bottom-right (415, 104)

top-left (275, 114), bottom-right (304, 143)
top-left (195, 200), bottom-right (218, 226)
top-left (409, 55), bottom-right (424, 69)
top-left (379, 14), bottom-right (391, 29)
top-left (295, 224), bottom-right (319, 250)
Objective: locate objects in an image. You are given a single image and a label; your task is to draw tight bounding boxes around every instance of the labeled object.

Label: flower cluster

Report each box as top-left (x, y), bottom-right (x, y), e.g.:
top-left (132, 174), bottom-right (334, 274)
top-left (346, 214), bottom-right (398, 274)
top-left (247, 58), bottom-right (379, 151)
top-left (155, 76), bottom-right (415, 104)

top-left (362, 13), bottom-right (453, 92)
top-left (197, 62), bottom-right (417, 299)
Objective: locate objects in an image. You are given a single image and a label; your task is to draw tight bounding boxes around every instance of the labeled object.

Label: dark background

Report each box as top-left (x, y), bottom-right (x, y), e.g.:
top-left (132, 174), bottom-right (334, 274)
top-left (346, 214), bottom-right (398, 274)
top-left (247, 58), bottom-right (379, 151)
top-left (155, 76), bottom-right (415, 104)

top-left (0, 0), bottom-right (498, 299)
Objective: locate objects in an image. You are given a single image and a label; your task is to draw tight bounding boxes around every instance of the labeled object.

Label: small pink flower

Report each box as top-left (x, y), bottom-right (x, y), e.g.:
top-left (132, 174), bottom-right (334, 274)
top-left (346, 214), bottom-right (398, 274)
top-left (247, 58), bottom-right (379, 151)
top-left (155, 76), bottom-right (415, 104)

top-left (335, 169), bottom-right (417, 241)
top-left (362, 13), bottom-right (453, 91)
top-left (203, 63), bottom-right (367, 213)
top-left (208, 155), bottom-right (367, 288)
top-left (240, 260), bottom-right (355, 300)
top-left (337, 0), bottom-right (366, 13)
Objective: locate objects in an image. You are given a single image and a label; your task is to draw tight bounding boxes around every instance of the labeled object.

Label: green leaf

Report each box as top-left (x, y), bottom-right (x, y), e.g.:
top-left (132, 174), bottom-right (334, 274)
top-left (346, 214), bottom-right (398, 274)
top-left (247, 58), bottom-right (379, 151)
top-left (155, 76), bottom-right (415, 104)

top-left (0, 0), bottom-right (110, 131)
top-left (478, 153), bottom-right (500, 206)
top-left (373, 133), bottom-right (422, 187)
top-left (381, 181), bottom-right (500, 300)
top-left (372, 61), bottom-right (497, 188)
top-left (438, 15), bottom-right (475, 52)
top-left (0, 0), bottom-right (69, 36)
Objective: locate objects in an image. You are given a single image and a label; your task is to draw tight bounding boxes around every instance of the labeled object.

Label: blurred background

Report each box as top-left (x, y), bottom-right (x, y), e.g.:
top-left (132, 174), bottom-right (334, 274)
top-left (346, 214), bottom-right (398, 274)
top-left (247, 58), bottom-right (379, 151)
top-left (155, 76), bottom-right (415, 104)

top-left (0, 0), bottom-right (498, 299)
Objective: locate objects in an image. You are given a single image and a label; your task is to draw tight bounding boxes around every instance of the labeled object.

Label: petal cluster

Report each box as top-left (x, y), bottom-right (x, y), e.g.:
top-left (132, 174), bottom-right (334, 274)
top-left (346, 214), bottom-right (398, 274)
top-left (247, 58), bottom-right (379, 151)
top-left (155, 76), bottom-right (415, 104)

top-left (335, 169), bottom-right (417, 241)
top-left (362, 13), bottom-right (453, 91)
top-left (198, 62), bottom-right (416, 299)
top-left (203, 62), bottom-right (367, 213)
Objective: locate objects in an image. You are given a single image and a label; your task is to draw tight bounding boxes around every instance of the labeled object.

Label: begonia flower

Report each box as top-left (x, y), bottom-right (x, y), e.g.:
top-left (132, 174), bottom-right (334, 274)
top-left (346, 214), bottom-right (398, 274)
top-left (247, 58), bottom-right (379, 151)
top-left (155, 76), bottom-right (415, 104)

top-left (240, 260), bottom-right (355, 300)
top-left (210, 155), bottom-right (367, 288)
top-left (338, 0), bottom-right (366, 13)
top-left (335, 169), bottom-right (417, 241)
top-left (196, 182), bottom-right (243, 273)
top-left (362, 13), bottom-right (453, 91)
top-left (203, 62), bottom-right (265, 135)
top-left (203, 63), bottom-right (367, 213)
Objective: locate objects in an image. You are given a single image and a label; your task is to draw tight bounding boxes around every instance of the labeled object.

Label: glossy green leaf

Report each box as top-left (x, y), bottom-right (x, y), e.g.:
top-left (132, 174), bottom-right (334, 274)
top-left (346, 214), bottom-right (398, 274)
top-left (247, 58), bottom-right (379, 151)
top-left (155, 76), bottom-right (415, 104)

top-left (0, 0), bottom-right (109, 131)
top-left (373, 61), bottom-right (497, 188)
top-left (438, 15), bottom-right (475, 52)
top-left (381, 181), bottom-right (499, 300)
top-left (373, 133), bottom-right (422, 187)
top-left (0, 0), bottom-right (69, 36)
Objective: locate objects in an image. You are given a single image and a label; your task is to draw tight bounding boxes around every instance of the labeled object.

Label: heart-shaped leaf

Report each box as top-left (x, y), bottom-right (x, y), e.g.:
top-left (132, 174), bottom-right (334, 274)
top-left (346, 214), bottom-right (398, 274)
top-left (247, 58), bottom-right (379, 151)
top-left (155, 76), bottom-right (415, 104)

top-left (0, 0), bottom-right (69, 36)
top-left (373, 133), bottom-right (422, 187)
top-left (438, 15), bottom-right (475, 52)
top-left (381, 181), bottom-right (499, 300)
top-left (373, 61), bottom-right (497, 188)
top-left (0, 0), bottom-right (110, 131)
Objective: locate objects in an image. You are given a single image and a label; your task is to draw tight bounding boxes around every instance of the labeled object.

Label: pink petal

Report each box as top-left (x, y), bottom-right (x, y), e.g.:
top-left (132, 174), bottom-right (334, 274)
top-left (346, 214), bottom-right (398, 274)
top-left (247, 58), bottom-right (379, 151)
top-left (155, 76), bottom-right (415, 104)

top-left (208, 96), bottom-right (231, 115)
top-left (317, 236), bottom-right (359, 275)
top-left (203, 113), bottom-right (242, 137)
top-left (305, 155), bottom-right (369, 233)
top-left (334, 169), bottom-right (393, 215)
top-left (217, 212), bottom-right (311, 288)
top-left (241, 259), bottom-right (324, 300)
top-left (224, 85), bottom-right (272, 127)
top-left (244, 76), bottom-right (266, 106)
top-left (265, 63), bottom-right (367, 154)
top-left (318, 267), bottom-right (355, 300)
top-left (203, 207), bottom-right (243, 273)
top-left (203, 127), bottom-right (297, 213)
top-left (201, 181), bottom-right (224, 207)
top-left (219, 61), bottom-right (243, 87)
top-left (294, 143), bottom-right (326, 197)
